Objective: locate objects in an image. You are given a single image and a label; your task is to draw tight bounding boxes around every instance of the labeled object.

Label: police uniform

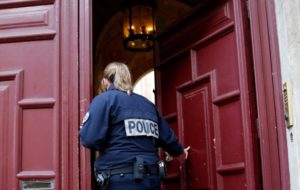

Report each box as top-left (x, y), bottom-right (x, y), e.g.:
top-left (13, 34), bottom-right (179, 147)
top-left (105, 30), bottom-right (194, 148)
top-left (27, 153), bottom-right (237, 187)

top-left (79, 85), bottom-right (183, 190)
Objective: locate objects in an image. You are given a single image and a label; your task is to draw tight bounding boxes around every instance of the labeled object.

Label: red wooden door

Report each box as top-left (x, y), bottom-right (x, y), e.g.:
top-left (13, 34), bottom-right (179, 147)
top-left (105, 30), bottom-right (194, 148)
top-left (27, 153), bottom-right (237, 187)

top-left (0, 1), bottom-right (80, 189)
top-left (156, 0), bottom-right (261, 189)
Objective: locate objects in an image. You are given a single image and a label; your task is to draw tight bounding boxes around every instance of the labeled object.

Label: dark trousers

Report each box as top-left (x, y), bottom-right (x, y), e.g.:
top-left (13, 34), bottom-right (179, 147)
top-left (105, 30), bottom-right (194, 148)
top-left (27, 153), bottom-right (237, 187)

top-left (102, 173), bottom-right (160, 190)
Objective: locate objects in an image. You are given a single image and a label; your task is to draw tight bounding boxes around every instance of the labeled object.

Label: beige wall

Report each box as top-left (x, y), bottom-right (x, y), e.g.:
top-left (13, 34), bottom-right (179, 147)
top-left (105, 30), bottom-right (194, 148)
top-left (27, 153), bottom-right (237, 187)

top-left (274, 0), bottom-right (300, 189)
top-left (133, 71), bottom-right (155, 103)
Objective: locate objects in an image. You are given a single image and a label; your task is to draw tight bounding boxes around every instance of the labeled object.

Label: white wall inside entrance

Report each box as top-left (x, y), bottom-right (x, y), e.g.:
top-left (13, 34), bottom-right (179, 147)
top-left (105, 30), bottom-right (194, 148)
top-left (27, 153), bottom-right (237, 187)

top-left (133, 70), bottom-right (155, 104)
top-left (274, 0), bottom-right (300, 189)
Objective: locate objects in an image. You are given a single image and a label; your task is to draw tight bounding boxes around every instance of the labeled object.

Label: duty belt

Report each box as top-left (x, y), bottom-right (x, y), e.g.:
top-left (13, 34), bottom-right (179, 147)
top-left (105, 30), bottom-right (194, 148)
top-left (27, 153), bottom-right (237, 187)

top-left (97, 164), bottom-right (159, 176)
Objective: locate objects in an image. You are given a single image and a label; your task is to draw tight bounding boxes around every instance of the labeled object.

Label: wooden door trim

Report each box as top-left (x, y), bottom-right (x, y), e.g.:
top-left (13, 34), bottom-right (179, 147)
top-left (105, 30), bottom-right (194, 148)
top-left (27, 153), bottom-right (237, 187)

top-left (60, 0), bottom-right (81, 189)
top-left (79, 0), bottom-right (93, 190)
top-left (0, 0), bottom-right (54, 9)
top-left (248, 0), bottom-right (290, 189)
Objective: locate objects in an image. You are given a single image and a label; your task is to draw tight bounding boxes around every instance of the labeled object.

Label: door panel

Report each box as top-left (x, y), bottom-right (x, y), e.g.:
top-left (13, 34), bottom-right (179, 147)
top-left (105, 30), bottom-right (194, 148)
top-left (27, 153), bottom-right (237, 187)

top-left (0, 1), bottom-right (80, 189)
top-left (156, 1), bottom-right (260, 189)
top-left (0, 70), bottom-right (23, 188)
top-left (159, 52), bottom-right (192, 115)
top-left (177, 76), bottom-right (216, 190)
top-left (196, 32), bottom-right (239, 94)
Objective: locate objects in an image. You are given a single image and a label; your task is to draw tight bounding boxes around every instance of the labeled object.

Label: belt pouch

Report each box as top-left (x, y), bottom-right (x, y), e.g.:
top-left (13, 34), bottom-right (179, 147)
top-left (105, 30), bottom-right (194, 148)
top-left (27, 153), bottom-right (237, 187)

top-left (133, 156), bottom-right (144, 182)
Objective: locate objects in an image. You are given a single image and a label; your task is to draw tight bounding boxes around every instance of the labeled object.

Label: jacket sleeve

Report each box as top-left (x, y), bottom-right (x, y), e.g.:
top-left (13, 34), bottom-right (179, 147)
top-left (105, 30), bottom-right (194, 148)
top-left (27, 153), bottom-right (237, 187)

top-left (157, 111), bottom-right (184, 156)
top-left (79, 95), bottom-right (110, 151)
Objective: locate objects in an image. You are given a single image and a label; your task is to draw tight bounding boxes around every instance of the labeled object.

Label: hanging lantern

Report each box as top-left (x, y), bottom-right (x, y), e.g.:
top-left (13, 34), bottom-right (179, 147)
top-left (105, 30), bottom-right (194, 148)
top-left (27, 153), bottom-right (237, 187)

top-left (123, 0), bottom-right (156, 51)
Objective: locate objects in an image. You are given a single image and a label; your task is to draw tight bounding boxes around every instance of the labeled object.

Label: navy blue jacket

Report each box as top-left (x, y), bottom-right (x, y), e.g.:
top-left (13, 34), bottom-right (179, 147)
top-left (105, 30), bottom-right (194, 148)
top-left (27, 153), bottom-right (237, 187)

top-left (79, 85), bottom-right (183, 169)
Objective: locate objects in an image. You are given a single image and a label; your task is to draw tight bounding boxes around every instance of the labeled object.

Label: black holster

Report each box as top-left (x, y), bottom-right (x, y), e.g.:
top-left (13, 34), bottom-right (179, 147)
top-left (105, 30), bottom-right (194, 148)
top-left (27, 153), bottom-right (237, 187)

top-left (133, 156), bottom-right (144, 182)
top-left (158, 160), bottom-right (167, 179)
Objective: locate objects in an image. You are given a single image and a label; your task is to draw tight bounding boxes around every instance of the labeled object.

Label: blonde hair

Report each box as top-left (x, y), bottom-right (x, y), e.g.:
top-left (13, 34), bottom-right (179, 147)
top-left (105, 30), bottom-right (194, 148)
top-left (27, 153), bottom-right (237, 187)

top-left (103, 62), bottom-right (133, 95)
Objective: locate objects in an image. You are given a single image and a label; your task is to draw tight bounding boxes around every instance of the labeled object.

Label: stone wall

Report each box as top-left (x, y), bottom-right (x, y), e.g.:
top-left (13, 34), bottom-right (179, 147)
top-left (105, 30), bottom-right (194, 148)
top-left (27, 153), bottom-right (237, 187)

top-left (274, 0), bottom-right (300, 189)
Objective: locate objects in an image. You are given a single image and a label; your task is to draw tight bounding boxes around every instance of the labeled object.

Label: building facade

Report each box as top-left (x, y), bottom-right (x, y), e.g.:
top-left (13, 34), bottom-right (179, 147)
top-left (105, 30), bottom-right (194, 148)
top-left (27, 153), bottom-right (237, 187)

top-left (0, 0), bottom-right (298, 189)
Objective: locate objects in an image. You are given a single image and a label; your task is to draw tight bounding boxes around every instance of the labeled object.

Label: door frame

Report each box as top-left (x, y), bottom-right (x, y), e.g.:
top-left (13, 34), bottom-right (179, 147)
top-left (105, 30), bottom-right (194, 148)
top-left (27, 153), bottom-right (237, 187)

top-left (248, 0), bottom-right (289, 189)
top-left (79, 0), bottom-right (93, 190)
top-left (78, 0), bottom-right (290, 189)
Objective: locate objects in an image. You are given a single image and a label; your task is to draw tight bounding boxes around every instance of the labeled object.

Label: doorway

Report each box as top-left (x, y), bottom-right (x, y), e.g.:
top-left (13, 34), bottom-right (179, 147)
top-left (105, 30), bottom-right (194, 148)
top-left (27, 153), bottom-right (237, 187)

top-left (88, 1), bottom-right (199, 189)
top-left (78, 0), bottom-right (288, 190)
top-left (90, 1), bottom-right (260, 190)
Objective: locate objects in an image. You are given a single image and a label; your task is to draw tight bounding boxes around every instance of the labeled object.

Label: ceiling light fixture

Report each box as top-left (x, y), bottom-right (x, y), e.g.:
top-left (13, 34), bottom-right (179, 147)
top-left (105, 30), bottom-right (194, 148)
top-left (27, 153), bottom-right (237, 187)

top-left (123, 0), bottom-right (156, 51)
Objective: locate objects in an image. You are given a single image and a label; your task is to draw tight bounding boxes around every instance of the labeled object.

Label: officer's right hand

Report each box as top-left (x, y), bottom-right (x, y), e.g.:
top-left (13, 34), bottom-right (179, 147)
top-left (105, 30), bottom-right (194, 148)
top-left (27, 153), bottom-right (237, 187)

top-left (184, 146), bottom-right (191, 159)
top-left (165, 151), bottom-right (173, 162)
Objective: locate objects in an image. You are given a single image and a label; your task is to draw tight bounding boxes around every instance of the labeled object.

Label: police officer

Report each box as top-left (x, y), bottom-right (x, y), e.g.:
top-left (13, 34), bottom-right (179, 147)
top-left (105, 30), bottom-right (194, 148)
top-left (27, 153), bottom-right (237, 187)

top-left (79, 62), bottom-right (190, 190)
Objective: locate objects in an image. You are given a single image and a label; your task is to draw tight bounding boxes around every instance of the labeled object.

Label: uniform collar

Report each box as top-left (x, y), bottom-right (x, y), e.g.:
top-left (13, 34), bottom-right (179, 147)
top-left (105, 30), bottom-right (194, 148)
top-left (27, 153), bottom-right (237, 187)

top-left (108, 84), bottom-right (127, 94)
top-left (108, 84), bottom-right (117, 91)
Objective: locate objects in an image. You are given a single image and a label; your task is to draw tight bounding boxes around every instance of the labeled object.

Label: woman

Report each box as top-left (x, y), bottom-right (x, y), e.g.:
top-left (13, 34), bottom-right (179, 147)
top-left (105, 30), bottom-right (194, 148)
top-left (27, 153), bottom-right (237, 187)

top-left (80, 62), bottom-right (189, 190)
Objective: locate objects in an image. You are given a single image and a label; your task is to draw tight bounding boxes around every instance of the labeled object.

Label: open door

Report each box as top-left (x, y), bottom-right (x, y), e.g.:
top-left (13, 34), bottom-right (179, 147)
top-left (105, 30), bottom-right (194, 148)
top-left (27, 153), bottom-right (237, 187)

top-left (0, 1), bottom-right (80, 189)
top-left (156, 0), bottom-right (261, 189)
